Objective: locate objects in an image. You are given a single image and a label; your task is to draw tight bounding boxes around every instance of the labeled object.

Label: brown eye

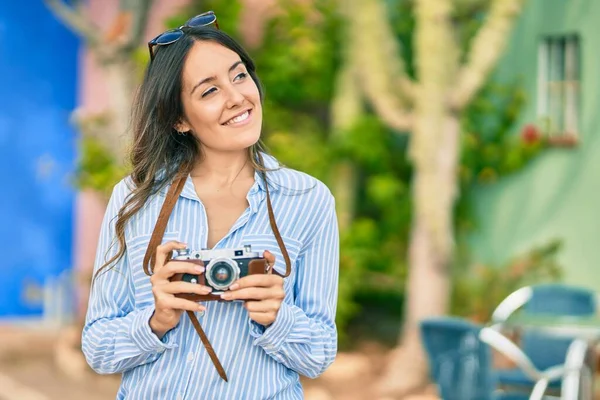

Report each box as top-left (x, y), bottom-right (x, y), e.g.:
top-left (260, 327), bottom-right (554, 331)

top-left (201, 87), bottom-right (217, 97)
top-left (234, 72), bottom-right (247, 81)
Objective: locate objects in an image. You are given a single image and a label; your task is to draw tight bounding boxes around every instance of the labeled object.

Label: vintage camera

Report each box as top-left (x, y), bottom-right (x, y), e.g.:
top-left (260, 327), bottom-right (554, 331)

top-left (171, 245), bottom-right (265, 294)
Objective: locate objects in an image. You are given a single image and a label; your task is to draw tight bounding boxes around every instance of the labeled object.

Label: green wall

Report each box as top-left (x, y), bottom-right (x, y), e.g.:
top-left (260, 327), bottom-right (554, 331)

top-left (471, 0), bottom-right (600, 291)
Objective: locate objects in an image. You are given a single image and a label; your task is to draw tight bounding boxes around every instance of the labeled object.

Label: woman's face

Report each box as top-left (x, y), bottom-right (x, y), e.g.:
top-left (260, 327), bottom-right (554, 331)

top-left (176, 40), bottom-right (262, 153)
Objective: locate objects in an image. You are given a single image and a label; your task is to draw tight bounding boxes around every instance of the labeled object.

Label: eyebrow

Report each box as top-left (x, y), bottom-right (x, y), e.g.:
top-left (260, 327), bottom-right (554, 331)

top-left (190, 60), bottom-right (245, 95)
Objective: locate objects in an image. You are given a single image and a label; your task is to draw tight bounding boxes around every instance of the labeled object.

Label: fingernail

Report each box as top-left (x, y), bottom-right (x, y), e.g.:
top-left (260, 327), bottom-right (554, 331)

top-left (195, 266), bottom-right (204, 273)
top-left (229, 283), bottom-right (239, 291)
top-left (198, 304), bottom-right (205, 311)
top-left (179, 242), bottom-right (188, 247)
top-left (220, 293), bottom-right (230, 300)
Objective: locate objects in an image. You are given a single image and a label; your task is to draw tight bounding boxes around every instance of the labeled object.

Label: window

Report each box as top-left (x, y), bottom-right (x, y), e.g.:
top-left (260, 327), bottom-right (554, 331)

top-left (537, 35), bottom-right (580, 139)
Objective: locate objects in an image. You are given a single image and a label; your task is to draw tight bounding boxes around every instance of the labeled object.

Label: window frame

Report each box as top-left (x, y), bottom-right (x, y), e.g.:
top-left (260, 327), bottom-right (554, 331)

top-left (536, 34), bottom-right (580, 146)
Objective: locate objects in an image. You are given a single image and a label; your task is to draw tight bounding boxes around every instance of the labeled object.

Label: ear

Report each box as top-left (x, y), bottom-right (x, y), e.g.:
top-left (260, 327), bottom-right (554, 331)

top-left (174, 119), bottom-right (191, 133)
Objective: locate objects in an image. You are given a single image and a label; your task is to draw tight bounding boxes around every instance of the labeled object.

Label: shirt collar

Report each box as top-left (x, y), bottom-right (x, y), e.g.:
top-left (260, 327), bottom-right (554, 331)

top-left (253, 152), bottom-right (281, 194)
top-left (179, 175), bottom-right (200, 201)
top-left (171, 152), bottom-right (281, 202)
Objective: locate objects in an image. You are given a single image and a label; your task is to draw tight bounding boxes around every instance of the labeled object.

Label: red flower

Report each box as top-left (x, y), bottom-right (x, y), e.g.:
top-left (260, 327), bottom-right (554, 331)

top-left (521, 124), bottom-right (540, 144)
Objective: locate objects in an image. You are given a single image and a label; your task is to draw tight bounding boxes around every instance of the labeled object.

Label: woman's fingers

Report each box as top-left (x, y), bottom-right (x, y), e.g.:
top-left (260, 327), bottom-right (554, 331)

top-left (222, 287), bottom-right (268, 301)
top-left (156, 296), bottom-right (205, 312)
top-left (230, 274), bottom-right (283, 289)
top-left (247, 311), bottom-right (277, 327)
top-left (263, 250), bottom-right (275, 265)
top-left (155, 241), bottom-right (187, 271)
top-left (244, 300), bottom-right (280, 313)
top-left (222, 285), bottom-right (285, 301)
top-left (154, 260), bottom-right (205, 281)
top-left (163, 281), bottom-right (212, 295)
top-left (263, 250), bottom-right (276, 269)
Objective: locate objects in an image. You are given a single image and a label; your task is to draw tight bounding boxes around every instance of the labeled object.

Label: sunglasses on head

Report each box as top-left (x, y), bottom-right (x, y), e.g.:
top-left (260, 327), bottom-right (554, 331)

top-left (148, 11), bottom-right (219, 61)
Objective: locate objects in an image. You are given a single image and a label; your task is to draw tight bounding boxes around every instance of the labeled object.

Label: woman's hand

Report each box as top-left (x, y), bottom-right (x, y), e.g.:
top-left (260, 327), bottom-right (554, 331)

top-left (149, 241), bottom-right (213, 338)
top-left (220, 251), bottom-right (284, 327)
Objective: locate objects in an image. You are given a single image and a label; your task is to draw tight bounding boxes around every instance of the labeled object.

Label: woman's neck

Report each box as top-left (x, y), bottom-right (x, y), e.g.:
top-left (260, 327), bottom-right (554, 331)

top-left (190, 149), bottom-right (254, 187)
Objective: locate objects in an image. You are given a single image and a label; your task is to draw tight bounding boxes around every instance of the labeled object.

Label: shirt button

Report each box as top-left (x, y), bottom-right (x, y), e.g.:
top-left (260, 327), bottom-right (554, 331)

top-left (187, 352), bottom-right (194, 362)
top-left (176, 394), bottom-right (183, 400)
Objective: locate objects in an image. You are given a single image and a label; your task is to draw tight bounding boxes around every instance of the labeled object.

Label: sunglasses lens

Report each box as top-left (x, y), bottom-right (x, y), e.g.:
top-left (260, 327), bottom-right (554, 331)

top-left (187, 13), bottom-right (217, 28)
top-left (155, 29), bottom-right (183, 45)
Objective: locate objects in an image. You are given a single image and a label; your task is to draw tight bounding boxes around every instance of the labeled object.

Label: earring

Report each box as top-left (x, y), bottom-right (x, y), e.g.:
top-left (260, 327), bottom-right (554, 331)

top-left (177, 130), bottom-right (187, 136)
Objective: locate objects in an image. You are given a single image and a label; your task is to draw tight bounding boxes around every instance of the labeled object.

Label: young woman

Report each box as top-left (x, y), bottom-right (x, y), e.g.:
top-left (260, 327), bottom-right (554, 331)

top-left (82, 12), bottom-right (339, 400)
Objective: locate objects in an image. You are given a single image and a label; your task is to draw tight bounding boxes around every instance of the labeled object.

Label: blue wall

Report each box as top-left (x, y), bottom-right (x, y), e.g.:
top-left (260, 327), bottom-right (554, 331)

top-left (0, 3), bottom-right (78, 318)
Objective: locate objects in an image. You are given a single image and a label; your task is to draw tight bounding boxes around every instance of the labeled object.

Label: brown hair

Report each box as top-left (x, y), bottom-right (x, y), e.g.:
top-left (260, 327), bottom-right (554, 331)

top-left (94, 27), bottom-right (270, 281)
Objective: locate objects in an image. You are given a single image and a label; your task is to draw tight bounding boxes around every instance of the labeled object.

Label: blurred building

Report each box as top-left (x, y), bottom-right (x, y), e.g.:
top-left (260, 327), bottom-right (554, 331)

top-left (0, 2), bottom-right (78, 323)
top-left (472, 0), bottom-right (600, 291)
top-left (0, 0), bottom-right (189, 324)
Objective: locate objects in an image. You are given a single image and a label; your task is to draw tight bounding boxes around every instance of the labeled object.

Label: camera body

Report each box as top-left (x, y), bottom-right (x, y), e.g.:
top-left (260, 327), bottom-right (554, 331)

top-left (171, 245), bottom-right (264, 295)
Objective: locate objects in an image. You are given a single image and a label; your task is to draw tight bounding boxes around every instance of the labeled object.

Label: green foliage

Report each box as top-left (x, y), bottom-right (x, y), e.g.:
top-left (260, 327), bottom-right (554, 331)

top-left (74, 135), bottom-right (129, 198)
top-left (177, 0), bottom-right (242, 36)
top-left (455, 79), bottom-right (548, 236)
top-left (255, 1), bottom-right (342, 107)
top-left (451, 239), bottom-right (563, 323)
top-left (72, 0), bottom-right (561, 346)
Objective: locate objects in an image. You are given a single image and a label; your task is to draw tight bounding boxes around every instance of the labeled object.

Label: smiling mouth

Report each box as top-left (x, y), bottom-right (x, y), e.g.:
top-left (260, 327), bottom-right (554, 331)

top-left (223, 109), bottom-right (252, 126)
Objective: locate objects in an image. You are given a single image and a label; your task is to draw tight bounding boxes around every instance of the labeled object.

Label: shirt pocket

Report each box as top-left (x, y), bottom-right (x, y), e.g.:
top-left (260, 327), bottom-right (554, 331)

top-left (127, 231), bottom-right (181, 306)
top-left (241, 233), bottom-right (302, 298)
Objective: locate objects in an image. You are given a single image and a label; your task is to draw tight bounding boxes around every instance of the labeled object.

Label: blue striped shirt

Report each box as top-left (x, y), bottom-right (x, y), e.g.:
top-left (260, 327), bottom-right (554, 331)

top-left (82, 154), bottom-right (339, 400)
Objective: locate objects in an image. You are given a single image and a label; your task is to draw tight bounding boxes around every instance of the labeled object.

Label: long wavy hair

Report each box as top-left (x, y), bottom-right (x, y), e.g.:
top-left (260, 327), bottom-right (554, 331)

top-left (94, 27), bottom-right (269, 280)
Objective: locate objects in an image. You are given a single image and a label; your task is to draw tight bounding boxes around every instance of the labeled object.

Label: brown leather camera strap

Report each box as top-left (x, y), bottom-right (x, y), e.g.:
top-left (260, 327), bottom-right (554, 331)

top-left (142, 174), bottom-right (228, 381)
top-left (185, 310), bottom-right (228, 381)
top-left (142, 164), bottom-right (291, 382)
top-left (142, 174), bottom-right (186, 276)
top-left (260, 169), bottom-right (292, 276)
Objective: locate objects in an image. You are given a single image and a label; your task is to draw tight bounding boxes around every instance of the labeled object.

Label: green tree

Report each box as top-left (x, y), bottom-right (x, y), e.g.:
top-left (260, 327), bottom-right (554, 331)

top-left (338, 0), bottom-right (529, 395)
top-left (64, 0), bottom-right (557, 393)
top-left (186, 1), bottom-right (549, 365)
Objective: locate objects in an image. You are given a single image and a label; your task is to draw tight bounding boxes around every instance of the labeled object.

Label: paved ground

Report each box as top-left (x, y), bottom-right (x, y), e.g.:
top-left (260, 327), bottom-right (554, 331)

top-left (0, 325), bottom-right (119, 400)
top-left (0, 324), bottom-right (433, 400)
top-left (3, 324), bottom-right (600, 400)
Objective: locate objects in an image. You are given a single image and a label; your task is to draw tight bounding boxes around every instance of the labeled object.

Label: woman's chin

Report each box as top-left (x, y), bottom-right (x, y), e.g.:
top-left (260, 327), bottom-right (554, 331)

top-left (230, 132), bottom-right (262, 150)
top-left (210, 137), bottom-right (261, 154)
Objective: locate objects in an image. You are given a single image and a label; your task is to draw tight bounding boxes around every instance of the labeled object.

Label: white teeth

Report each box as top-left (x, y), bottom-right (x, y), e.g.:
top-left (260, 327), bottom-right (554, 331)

top-left (226, 110), bottom-right (249, 125)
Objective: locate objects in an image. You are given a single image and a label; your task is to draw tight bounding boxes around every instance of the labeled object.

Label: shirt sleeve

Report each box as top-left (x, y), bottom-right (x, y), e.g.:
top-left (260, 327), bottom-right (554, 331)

top-left (248, 192), bottom-right (339, 378)
top-left (81, 181), bottom-right (177, 375)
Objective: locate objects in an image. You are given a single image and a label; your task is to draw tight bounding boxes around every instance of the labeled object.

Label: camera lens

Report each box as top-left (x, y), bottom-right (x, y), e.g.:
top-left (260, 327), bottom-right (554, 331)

top-left (206, 258), bottom-right (240, 290)
top-left (212, 263), bottom-right (232, 283)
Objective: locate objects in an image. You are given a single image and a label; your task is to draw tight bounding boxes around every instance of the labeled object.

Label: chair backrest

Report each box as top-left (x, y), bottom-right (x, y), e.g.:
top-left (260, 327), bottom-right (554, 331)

top-left (525, 284), bottom-right (596, 316)
top-left (420, 317), bottom-right (495, 400)
top-left (521, 284), bottom-right (597, 370)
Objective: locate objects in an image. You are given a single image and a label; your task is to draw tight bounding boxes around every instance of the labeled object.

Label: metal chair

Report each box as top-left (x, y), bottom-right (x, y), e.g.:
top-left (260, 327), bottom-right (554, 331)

top-left (480, 326), bottom-right (595, 400)
top-left (420, 317), bottom-right (537, 400)
top-left (490, 284), bottom-right (597, 393)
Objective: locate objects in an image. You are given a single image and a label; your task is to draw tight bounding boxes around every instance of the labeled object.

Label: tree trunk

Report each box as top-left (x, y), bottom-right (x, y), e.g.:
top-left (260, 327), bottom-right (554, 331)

top-left (376, 1), bottom-right (459, 396)
top-left (378, 115), bottom-right (461, 398)
top-left (103, 57), bottom-right (137, 162)
top-left (330, 59), bottom-right (362, 230)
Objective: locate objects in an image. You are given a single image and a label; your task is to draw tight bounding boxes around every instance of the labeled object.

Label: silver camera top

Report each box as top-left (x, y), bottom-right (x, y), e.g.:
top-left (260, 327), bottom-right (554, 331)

top-left (172, 244), bottom-right (260, 260)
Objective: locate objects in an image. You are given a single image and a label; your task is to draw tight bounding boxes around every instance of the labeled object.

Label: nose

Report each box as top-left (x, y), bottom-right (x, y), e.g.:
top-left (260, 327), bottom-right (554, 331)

top-left (224, 84), bottom-right (245, 108)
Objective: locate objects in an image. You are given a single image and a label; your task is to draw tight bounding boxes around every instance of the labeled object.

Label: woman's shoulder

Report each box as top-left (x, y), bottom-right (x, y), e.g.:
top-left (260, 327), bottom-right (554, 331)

top-left (264, 154), bottom-right (333, 203)
top-left (106, 176), bottom-right (135, 210)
